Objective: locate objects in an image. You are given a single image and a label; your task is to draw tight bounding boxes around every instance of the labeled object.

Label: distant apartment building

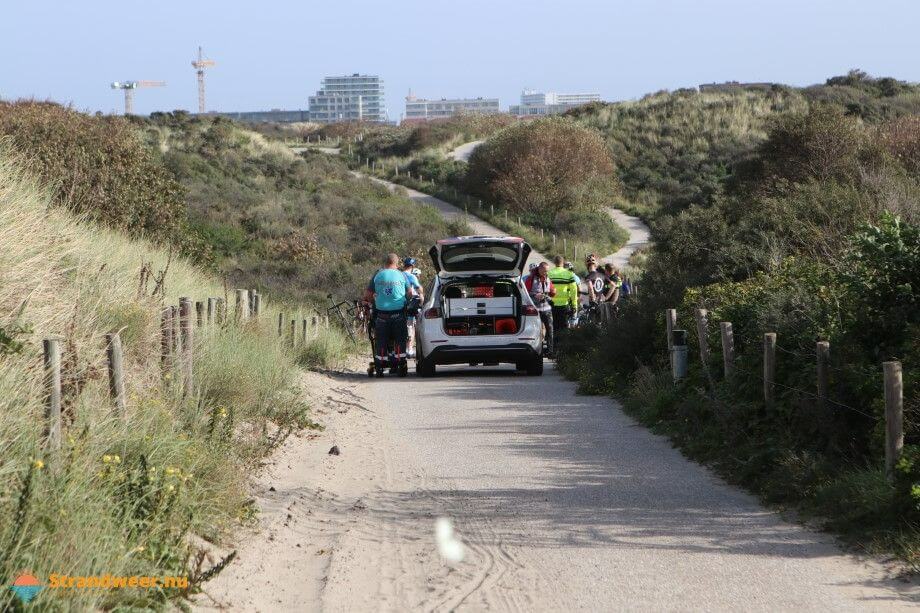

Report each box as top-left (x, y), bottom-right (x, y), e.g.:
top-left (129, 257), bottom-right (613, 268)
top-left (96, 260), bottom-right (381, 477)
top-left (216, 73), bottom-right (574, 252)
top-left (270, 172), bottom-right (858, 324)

top-left (308, 74), bottom-right (386, 123)
top-left (510, 89), bottom-right (601, 117)
top-left (404, 92), bottom-right (500, 122)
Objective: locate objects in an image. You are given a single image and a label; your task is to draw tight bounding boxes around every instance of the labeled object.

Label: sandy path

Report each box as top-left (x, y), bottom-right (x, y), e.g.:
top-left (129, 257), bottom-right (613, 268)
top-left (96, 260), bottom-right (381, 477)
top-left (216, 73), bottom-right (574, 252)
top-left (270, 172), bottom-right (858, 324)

top-left (198, 363), bottom-right (918, 611)
top-left (447, 140), bottom-right (483, 162)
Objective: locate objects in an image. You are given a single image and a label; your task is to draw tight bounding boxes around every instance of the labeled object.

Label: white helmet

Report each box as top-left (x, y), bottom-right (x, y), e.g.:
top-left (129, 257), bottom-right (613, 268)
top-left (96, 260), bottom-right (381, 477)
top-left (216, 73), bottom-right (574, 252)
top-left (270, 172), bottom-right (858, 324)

top-left (411, 267), bottom-right (421, 277)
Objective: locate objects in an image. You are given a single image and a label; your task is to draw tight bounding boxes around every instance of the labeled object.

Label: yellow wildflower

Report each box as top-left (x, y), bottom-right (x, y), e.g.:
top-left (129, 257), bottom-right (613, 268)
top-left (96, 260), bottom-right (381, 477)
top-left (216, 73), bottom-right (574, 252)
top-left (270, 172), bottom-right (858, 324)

top-left (102, 455), bottom-right (112, 464)
top-left (32, 459), bottom-right (44, 470)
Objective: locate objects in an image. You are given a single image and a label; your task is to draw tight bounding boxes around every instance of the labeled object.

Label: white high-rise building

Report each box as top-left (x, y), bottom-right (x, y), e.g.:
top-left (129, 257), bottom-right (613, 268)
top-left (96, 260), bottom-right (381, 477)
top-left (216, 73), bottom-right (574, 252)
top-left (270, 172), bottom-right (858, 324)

top-left (404, 92), bottom-right (500, 122)
top-left (511, 89), bottom-right (601, 116)
top-left (308, 74), bottom-right (386, 123)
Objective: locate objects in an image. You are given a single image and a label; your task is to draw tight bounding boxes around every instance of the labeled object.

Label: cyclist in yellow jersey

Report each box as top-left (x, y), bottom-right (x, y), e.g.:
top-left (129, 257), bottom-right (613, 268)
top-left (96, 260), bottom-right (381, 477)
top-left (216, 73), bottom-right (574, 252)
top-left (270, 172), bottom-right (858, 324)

top-left (547, 255), bottom-right (578, 334)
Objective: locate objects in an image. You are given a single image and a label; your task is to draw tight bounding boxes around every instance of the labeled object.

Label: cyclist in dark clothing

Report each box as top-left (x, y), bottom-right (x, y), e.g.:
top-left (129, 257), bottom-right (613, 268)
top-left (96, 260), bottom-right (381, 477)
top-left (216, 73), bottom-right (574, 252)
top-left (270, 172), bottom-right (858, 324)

top-left (583, 254), bottom-right (613, 304)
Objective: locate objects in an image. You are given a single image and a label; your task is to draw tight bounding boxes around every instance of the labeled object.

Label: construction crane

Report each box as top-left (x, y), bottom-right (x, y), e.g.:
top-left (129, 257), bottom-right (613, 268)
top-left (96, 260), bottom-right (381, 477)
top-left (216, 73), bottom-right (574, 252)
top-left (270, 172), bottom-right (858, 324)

top-left (110, 80), bottom-right (166, 115)
top-left (191, 46), bottom-right (216, 113)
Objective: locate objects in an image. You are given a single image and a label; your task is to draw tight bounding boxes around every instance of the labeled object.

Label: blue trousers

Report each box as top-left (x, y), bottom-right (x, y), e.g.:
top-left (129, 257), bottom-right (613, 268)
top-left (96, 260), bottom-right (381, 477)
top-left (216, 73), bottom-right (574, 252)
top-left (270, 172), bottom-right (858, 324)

top-left (374, 312), bottom-right (408, 368)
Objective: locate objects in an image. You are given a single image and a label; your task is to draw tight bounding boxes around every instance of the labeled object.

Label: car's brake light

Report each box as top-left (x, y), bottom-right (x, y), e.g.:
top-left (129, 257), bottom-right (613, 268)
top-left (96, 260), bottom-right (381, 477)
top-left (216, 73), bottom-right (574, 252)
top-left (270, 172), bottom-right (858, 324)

top-left (424, 307), bottom-right (441, 319)
top-left (523, 305), bottom-right (539, 316)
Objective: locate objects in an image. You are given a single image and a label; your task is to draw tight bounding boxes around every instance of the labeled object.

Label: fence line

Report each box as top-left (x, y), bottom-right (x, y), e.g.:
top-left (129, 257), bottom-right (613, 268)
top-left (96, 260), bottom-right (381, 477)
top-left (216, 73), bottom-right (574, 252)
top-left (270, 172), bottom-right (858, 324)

top-left (666, 308), bottom-right (905, 478)
top-left (38, 289), bottom-right (336, 456)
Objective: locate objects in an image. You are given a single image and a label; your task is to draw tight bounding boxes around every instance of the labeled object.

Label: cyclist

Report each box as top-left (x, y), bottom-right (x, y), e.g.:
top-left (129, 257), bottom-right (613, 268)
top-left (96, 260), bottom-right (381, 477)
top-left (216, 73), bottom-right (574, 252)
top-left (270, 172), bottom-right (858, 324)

top-left (522, 262), bottom-right (538, 285)
top-left (363, 253), bottom-right (415, 377)
top-left (402, 257), bottom-right (424, 359)
top-left (548, 255), bottom-right (578, 334)
top-left (604, 263), bottom-right (623, 304)
top-left (524, 261), bottom-right (555, 357)
top-left (584, 254), bottom-right (612, 304)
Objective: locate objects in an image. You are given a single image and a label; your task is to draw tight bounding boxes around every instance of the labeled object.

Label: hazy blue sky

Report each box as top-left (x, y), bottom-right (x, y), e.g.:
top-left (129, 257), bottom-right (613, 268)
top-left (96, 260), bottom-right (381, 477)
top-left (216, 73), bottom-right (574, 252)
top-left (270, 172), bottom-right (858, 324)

top-left (1, 0), bottom-right (917, 118)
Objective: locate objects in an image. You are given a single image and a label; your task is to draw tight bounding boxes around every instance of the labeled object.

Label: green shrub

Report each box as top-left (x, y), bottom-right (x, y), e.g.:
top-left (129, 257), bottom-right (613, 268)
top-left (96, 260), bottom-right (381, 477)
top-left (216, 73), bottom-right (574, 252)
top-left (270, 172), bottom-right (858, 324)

top-left (465, 117), bottom-right (620, 221)
top-left (0, 101), bottom-right (187, 242)
top-left (140, 114), bottom-right (457, 303)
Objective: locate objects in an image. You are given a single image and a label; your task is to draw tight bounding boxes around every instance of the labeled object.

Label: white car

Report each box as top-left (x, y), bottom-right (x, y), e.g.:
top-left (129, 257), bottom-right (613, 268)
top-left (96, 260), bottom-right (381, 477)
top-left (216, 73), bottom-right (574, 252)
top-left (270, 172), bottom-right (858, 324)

top-left (415, 236), bottom-right (544, 377)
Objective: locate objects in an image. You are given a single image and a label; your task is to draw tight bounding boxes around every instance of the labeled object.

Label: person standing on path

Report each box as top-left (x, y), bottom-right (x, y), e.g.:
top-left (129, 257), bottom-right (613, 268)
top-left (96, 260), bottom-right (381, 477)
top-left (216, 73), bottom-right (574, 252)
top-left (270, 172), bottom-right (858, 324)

top-left (584, 254), bottom-right (613, 304)
top-left (548, 255), bottom-right (578, 335)
top-left (363, 253), bottom-right (415, 377)
top-left (401, 257), bottom-right (423, 359)
top-left (525, 262), bottom-right (556, 357)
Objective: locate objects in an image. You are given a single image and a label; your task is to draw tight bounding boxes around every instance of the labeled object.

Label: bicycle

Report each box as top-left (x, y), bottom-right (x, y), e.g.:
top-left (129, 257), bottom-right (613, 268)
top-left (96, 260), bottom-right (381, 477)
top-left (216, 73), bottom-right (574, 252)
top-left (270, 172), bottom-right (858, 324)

top-left (325, 294), bottom-right (360, 346)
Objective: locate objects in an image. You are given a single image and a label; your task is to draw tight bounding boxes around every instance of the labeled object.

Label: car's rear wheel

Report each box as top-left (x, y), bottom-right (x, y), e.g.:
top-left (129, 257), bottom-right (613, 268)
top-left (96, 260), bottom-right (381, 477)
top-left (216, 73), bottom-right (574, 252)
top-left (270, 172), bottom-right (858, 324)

top-left (526, 357), bottom-right (544, 376)
top-left (417, 355), bottom-right (436, 377)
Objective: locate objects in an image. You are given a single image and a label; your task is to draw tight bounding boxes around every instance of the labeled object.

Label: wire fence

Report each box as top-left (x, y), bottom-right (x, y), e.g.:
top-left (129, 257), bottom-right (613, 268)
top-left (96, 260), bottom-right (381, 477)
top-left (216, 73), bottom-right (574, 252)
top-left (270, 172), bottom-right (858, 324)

top-left (665, 307), bottom-right (906, 478)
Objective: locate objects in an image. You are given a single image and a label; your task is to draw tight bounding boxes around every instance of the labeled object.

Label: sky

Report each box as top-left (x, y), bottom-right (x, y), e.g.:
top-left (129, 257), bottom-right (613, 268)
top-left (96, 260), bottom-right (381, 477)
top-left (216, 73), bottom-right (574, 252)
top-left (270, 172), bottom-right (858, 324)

top-left (1, 0), bottom-right (918, 118)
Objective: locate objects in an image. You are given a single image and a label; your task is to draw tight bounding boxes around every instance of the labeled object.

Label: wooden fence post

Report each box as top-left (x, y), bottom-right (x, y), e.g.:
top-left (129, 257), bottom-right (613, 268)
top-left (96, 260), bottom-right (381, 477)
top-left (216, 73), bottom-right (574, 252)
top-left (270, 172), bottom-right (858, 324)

top-left (302, 318), bottom-right (308, 342)
top-left (161, 308), bottom-right (172, 366)
top-left (763, 332), bottom-right (777, 408)
top-left (105, 332), bottom-right (127, 417)
top-left (563, 237), bottom-right (567, 258)
top-left (207, 298), bottom-right (216, 324)
top-left (884, 360), bottom-right (904, 481)
top-left (253, 292), bottom-right (261, 317)
top-left (179, 298), bottom-right (194, 393)
top-left (719, 322), bottom-right (734, 379)
top-left (43, 339), bottom-right (62, 451)
top-left (278, 312), bottom-right (285, 336)
top-left (216, 298), bottom-right (226, 324)
top-left (235, 289), bottom-right (250, 322)
top-left (290, 319), bottom-right (297, 347)
top-left (490, 203), bottom-right (494, 216)
top-left (195, 301), bottom-right (204, 327)
top-left (665, 309), bottom-right (677, 351)
top-left (311, 316), bottom-right (318, 338)
top-left (171, 305), bottom-right (181, 353)
top-left (816, 341), bottom-right (830, 411)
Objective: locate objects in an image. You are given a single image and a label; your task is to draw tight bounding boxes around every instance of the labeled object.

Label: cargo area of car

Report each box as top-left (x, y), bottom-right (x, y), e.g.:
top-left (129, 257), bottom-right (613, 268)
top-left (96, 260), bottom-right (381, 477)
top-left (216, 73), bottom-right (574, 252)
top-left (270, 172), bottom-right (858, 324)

top-left (438, 278), bottom-right (522, 337)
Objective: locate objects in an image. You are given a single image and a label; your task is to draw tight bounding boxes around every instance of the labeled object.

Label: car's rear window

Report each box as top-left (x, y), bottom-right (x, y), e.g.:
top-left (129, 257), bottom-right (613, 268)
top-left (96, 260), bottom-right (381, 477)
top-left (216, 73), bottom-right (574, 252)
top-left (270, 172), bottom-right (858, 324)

top-left (440, 243), bottom-right (520, 271)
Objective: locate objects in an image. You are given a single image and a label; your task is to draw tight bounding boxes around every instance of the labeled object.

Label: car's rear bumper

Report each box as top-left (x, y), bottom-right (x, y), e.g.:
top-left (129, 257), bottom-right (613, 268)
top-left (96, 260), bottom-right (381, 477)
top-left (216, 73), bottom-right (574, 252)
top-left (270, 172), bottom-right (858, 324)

top-left (426, 343), bottom-right (540, 365)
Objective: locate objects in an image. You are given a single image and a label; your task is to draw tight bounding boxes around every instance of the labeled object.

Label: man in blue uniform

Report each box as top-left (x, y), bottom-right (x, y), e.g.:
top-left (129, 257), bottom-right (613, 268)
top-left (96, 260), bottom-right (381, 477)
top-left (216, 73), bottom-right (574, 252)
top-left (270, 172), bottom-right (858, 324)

top-left (363, 253), bottom-right (415, 377)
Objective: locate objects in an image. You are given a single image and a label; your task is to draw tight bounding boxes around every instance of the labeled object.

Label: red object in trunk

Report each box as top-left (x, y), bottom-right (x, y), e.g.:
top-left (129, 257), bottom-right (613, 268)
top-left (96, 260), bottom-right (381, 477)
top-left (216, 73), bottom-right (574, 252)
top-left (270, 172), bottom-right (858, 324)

top-left (495, 318), bottom-right (518, 334)
top-left (471, 285), bottom-right (494, 298)
top-left (446, 323), bottom-right (469, 336)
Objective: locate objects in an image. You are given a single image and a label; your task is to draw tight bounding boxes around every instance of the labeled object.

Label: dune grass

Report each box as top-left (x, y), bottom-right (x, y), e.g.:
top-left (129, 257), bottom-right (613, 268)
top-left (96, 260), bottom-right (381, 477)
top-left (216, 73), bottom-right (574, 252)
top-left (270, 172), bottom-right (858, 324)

top-left (0, 150), bottom-right (340, 609)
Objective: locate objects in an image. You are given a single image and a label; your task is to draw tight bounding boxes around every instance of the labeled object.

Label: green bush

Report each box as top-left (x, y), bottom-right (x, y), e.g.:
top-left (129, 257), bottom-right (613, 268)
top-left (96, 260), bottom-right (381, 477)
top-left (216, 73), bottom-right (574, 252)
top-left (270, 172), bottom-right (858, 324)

top-left (465, 117), bottom-right (620, 221)
top-left (140, 113), bottom-right (457, 303)
top-left (0, 101), bottom-right (187, 242)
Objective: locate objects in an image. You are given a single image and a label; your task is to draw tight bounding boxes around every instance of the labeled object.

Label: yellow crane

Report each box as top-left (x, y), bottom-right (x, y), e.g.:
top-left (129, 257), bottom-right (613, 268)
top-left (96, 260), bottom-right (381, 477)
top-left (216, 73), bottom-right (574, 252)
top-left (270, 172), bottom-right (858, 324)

top-left (191, 46), bottom-right (216, 113)
top-left (110, 80), bottom-right (166, 115)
